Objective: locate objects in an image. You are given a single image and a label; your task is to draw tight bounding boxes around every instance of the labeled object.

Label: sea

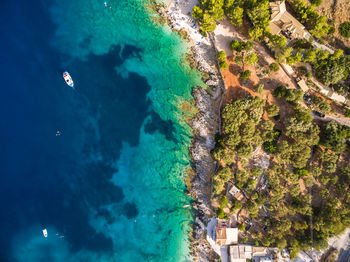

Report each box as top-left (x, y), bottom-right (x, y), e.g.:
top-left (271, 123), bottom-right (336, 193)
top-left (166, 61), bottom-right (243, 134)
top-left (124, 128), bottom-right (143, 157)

top-left (0, 0), bottom-right (204, 261)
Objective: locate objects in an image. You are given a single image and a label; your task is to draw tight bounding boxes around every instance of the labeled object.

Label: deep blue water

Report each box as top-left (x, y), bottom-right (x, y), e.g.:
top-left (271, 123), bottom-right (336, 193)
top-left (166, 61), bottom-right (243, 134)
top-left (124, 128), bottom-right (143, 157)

top-left (0, 0), bottom-right (199, 260)
top-left (0, 0), bottom-right (150, 260)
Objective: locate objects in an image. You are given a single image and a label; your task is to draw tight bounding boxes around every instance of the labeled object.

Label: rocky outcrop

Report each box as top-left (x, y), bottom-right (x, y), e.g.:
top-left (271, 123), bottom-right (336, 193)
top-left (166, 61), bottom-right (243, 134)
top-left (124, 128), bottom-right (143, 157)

top-left (189, 41), bottom-right (226, 261)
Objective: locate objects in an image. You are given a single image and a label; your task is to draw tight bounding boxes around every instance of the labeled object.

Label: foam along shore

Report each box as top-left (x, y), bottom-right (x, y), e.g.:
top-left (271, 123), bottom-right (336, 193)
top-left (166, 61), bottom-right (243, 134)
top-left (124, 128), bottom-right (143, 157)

top-left (164, 0), bottom-right (227, 260)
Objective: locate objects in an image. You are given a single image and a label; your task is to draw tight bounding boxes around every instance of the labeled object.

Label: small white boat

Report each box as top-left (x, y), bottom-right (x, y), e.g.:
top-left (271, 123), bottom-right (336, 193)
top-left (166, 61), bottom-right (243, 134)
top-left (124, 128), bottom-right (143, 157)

top-left (42, 228), bottom-right (48, 238)
top-left (63, 71), bottom-right (74, 88)
top-left (183, 204), bottom-right (190, 208)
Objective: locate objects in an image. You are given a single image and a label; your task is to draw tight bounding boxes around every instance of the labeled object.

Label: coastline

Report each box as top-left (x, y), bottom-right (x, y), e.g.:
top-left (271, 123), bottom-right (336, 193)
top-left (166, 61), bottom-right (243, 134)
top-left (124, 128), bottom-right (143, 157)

top-left (153, 0), bottom-right (226, 260)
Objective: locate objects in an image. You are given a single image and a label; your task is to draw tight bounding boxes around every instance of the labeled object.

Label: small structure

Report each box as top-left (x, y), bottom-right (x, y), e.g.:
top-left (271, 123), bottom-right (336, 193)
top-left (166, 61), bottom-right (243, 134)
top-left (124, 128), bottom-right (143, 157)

top-left (230, 245), bottom-right (252, 262)
top-left (215, 225), bottom-right (238, 246)
top-left (252, 247), bottom-right (268, 257)
top-left (280, 63), bottom-right (295, 77)
top-left (296, 78), bottom-right (309, 92)
top-left (269, 1), bottom-right (311, 40)
top-left (229, 185), bottom-right (244, 201)
top-left (329, 91), bottom-right (346, 104)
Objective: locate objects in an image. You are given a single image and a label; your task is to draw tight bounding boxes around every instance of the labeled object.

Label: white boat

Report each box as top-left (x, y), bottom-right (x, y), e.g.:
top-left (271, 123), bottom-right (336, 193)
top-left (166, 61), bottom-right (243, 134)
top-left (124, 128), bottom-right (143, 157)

top-left (42, 228), bottom-right (48, 238)
top-left (63, 71), bottom-right (74, 88)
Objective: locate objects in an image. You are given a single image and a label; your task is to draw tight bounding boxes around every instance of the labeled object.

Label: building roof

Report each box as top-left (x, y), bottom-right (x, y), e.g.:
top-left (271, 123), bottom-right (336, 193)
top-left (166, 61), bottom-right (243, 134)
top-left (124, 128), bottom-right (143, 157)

top-left (280, 63), bottom-right (295, 76)
top-left (297, 78), bottom-right (309, 92)
top-left (226, 228), bottom-right (238, 245)
top-left (252, 247), bottom-right (267, 256)
top-left (215, 227), bottom-right (238, 246)
top-left (230, 245), bottom-right (251, 262)
top-left (330, 92), bottom-right (346, 103)
top-left (229, 185), bottom-right (244, 200)
top-left (269, 1), bottom-right (311, 39)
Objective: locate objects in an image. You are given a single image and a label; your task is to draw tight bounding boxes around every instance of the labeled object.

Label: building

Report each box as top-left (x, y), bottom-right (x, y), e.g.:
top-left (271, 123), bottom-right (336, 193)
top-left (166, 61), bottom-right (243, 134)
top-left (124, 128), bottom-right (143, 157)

top-left (229, 185), bottom-right (244, 201)
top-left (296, 78), bottom-right (309, 92)
top-left (269, 1), bottom-right (311, 40)
top-left (215, 226), bottom-right (238, 246)
top-left (280, 63), bottom-right (295, 77)
top-left (252, 247), bottom-right (268, 257)
top-left (230, 245), bottom-right (252, 262)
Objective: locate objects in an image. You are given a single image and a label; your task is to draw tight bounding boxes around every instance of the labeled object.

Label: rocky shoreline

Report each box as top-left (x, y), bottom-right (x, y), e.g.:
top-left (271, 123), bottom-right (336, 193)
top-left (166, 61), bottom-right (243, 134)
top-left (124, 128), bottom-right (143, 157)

top-left (189, 42), bottom-right (226, 261)
top-left (152, 1), bottom-right (227, 260)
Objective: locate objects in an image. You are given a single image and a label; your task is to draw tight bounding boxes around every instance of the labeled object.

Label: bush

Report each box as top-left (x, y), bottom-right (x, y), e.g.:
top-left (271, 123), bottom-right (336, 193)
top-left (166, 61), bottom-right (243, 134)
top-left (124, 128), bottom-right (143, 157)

top-left (267, 104), bottom-right (280, 117)
top-left (217, 208), bottom-right (227, 219)
top-left (285, 89), bottom-right (304, 103)
top-left (339, 22), bottom-right (350, 38)
top-left (231, 199), bottom-right (242, 210)
top-left (273, 85), bottom-right (287, 98)
top-left (310, 0), bottom-right (322, 6)
top-left (346, 110), bottom-right (350, 118)
top-left (219, 195), bottom-right (228, 209)
top-left (217, 51), bottom-right (226, 62)
top-left (255, 84), bottom-right (264, 94)
top-left (269, 62), bottom-right (279, 72)
top-left (219, 61), bottom-right (228, 70)
top-left (240, 70), bottom-right (251, 81)
top-left (263, 141), bottom-right (277, 153)
top-left (238, 223), bottom-right (245, 231)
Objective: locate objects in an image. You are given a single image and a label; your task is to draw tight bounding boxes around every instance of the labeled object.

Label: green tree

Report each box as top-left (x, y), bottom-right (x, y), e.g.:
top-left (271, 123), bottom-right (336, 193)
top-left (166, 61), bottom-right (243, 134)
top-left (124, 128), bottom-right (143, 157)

top-left (255, 83), bottom-right (264, 94)
top-left (217, 50), bottom-right (226, 62)
top-left (237, 143), bottom-right (253, 158)
top-left (276, 47), bottom-right (293, 63)
top-left (226, 5), bottom-right (244, 26)
top-left (245, 0), bottom-right (270, 29)
top-left (315, 60), bottom-right (347, 86)
top-left (303, 49), bottom-right (316, 63)
top-left (200, 13), bottom-right (217, 32)
top-left (249, 26), bottom-right (264, 40)
top-left (339, 22), bottom-right (350, 38)
top-left (219, 61), bottom-right (228, 70)
top-left (310, 0), bottom-right (322, 6)
top-left (285, 89), bottom-right (304, 103)
top-left (240, 70), bottom-right (251, 80)
top-left (273, 85), bottom-right (287, 98)
top-left (238, 223), bottom-right (245, 231)
top-left (267, 104), bottom-right (280, 117)
top-left (268, 33), bottom-right (287, 49)
top-left (269, 62), bottom-right (279, 72)
top-left (245, 52), bottom-right (259, 66)
top-left (230, 39), bottom-right (242, 52)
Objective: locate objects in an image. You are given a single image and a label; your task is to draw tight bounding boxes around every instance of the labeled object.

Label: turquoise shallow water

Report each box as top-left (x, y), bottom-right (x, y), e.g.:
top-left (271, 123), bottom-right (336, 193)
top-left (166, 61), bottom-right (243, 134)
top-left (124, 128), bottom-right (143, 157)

top-left (0, 0), bottom-right (204, 261)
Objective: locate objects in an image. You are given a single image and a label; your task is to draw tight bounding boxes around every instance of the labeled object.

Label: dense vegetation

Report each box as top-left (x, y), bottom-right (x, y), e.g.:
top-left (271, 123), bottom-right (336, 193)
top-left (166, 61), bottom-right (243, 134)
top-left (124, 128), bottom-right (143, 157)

top-left (192, 0), bottom-right (270, 36)
top-left (339, 22), bottom-right (350, 38)
top-left (211, 93), bottom-right (350, 256)
top-left (288, 0), bottom-right (332, 38)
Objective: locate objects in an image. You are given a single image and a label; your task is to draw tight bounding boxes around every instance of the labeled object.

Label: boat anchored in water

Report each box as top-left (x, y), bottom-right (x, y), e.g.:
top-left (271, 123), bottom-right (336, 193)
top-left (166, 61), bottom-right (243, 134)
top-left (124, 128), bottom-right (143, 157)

top-left (42, 228), bottom-right (48, 238)
top-left (63, 71), bottom-right (74, 88)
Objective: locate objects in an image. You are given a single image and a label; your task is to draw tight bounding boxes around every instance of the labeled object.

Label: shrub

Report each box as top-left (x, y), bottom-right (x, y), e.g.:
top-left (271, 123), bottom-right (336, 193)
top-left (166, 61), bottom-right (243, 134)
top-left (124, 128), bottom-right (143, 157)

top-left (240, 70), bottom-right (251, 81)
top-left (267, 104), bottom-right (280, 117)
top-left (219, 61), bottom-right (228, 70)
top-left (285, 89), bottom-right (304, 103)
top-left (263, 141), bottom-right (277, 153)
top-left (219, 195), bottom-right (229, 209)
top-left (294, 168), bottom-right (309, 177)
top-left (310, 0), bottom-right (322, 6)
top-left (231, 199), bottom-right (242, 210)
top-left (269, 62), bottom-right (279, 72)
top-left (273, 85), bottom-right (287, 98)
top-left (217, 50), bottom-right (226, 62)
top-left (346, 110), bottom-right (350, 118)
top-left (339, 22), bottom-right (350, 38)
top-left (255, 84), bottom-right (264, 94)
top-left (238, 223), bottom-right (245, 231)
top-left (217, 208), bottom-right (227, 219)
